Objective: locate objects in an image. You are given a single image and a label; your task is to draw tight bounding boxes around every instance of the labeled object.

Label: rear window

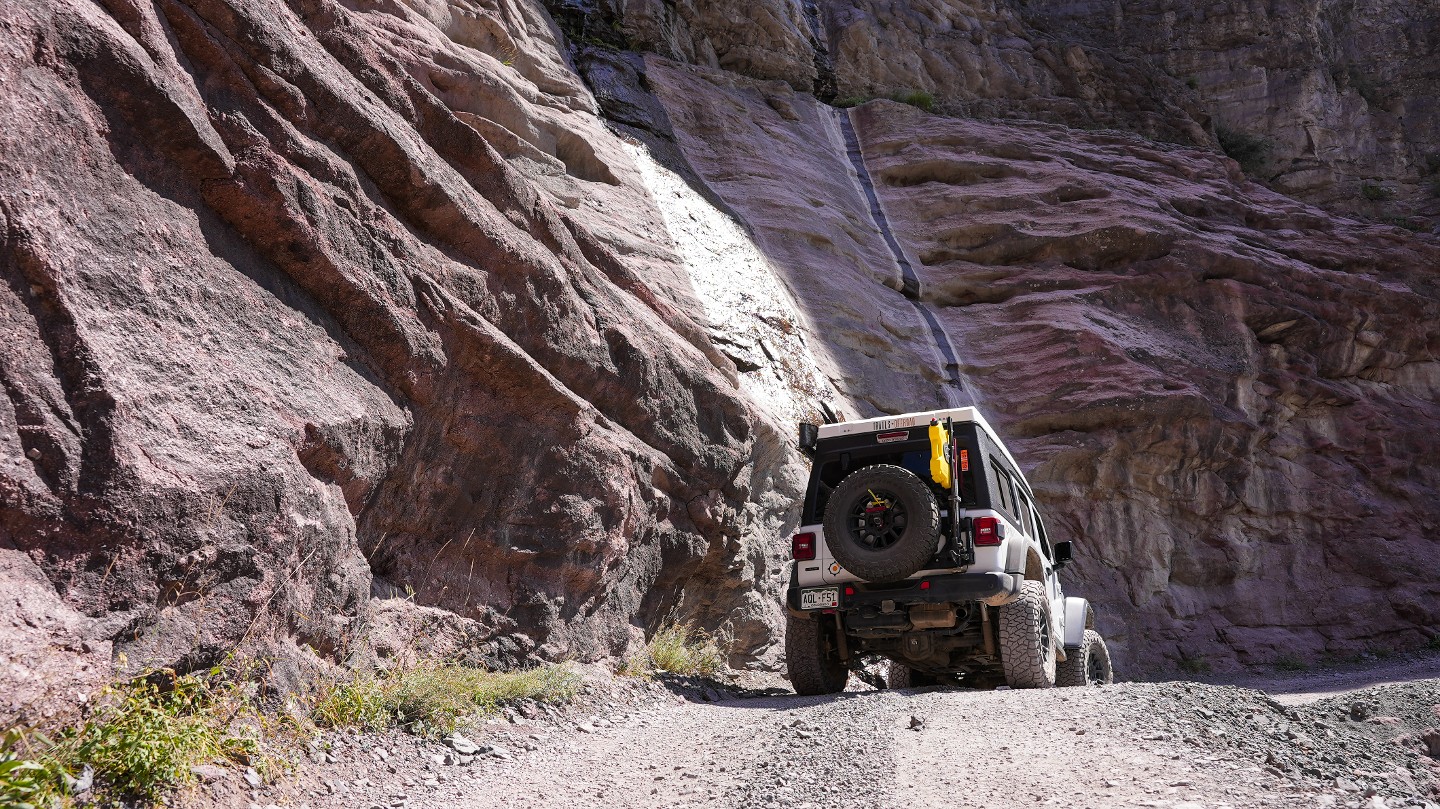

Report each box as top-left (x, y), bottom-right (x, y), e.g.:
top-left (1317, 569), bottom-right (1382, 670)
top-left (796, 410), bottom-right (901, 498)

top-left (803, 435), bottom-right (979, 524)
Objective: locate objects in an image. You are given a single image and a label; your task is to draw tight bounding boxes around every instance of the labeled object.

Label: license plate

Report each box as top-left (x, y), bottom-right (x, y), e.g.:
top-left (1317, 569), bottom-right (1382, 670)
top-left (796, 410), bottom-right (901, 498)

top-left (800, 587), bottom-right (839, 610)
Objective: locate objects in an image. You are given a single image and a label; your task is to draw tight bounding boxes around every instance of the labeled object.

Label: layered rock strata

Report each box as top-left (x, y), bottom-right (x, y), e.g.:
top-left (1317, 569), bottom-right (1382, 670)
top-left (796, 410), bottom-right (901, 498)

top-left (3, 0), bottom-right (1438, 723)
top-left (640, 57), bottom-right (1440, 669)
top-left (0, 0), bottom-right (831, 722)
top-left (1021, 0), bottom-right (1440, 217)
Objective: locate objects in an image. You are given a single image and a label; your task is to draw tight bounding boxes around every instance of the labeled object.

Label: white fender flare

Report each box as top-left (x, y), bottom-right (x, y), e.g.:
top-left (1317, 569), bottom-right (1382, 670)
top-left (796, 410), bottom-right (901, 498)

top-left (1063, 597), bottom-right (1093, 649)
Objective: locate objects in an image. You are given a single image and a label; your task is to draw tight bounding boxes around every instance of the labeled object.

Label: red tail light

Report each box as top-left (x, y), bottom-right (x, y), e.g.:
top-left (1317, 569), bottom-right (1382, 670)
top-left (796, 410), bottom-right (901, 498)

top-left (973, 516), bottom-right (1004, 546)
top-left (792, 532), bottom-right (816, 560)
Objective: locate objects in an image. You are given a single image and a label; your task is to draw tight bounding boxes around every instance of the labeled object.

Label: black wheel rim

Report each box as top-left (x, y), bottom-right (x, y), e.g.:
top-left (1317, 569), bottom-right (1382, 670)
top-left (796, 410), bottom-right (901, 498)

top-left (1086, 650), bottom-right (1105, 683)
top-left (1039, 615), bottom-right (1051, 658)
top-left (845, 488), bottom-right (909, 551)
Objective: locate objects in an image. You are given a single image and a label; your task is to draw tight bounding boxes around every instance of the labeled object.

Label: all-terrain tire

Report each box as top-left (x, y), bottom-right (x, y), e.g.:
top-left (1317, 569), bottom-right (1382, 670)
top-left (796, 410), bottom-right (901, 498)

top-left (999, 580), bottom-right (1057, 688)
top-left (1056, 629), bottom-right (1114, 687)
top-left (822, 464), bottom-right (941, 582)
top-left (887, 661), bottom-right (939, 689)
top-left (786, 613), bottom-right (849, 696)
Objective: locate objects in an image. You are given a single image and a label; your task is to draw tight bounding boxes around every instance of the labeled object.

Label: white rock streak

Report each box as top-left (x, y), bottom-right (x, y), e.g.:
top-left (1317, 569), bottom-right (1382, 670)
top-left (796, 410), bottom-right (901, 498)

top-left (625, 141), bottom-right (840, 430)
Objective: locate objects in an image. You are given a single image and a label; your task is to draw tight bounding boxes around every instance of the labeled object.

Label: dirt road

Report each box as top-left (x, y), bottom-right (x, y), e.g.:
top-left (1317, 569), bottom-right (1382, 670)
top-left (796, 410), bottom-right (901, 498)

top-left (218, 654), bottom-right (1440, 809)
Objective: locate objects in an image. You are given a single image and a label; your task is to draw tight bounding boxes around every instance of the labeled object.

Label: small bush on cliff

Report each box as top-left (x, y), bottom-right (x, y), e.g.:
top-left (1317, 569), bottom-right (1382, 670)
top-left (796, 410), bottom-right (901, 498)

top-left (312, 662), bottom-right (579, 738)
top-left (622, 623), bottom-right (725, 678)
top-left (1216, 126), bottom-right (1270, 176)
top-left (892, 90), bottom-right (935, 112)
top-left (1273, 653), bottom-right (1309, 672)
top-left (1382, 215), bottom-right (1423, 232)
top-left (1361, 181), bottom-right (1395, 201)
top-left (1176, 653), bottom-right (1211, 675)
top-left (832, 96), bottom-right (872, 109)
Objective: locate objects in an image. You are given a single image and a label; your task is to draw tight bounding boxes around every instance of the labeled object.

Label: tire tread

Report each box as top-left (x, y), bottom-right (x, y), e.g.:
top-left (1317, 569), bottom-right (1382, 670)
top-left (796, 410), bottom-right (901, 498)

top-left (786, 614), bottom-right (849, 695)
top-left (1056, 629), bottom-right (1113, 687)
top-left (998, 580), bottom-right (1057, 689)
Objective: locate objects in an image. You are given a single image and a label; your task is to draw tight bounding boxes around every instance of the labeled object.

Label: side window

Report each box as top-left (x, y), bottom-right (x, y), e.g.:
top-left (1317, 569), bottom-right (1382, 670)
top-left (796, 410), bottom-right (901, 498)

top-left (990, 460), bottom-right (1010, 513)
top-left (1029, 498), bottom-right (1052, 557)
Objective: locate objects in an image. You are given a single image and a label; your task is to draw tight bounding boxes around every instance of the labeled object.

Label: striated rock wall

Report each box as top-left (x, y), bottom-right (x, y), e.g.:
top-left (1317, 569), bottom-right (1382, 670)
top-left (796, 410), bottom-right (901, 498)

top-left (635, 56), bottom-right (1440, 671)
top-left (0, 0), bottom-right (836, 723)
top-left (3, 0), bottom-right (1438, 720)
top-left (819, 0), bottom-right (1210, 147)
top-left (1019, 0), bottom-right (1440, 217)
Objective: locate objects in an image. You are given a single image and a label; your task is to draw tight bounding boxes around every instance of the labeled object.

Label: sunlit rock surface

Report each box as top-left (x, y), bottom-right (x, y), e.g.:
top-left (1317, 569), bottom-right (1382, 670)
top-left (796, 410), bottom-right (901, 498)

top-left (2, 0), bottom-right (1438, 720)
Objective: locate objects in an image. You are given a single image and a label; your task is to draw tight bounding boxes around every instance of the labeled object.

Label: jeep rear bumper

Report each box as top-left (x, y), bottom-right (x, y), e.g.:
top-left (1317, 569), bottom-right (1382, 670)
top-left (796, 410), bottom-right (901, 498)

top-left (785, 570), bottom-right (1023, 617)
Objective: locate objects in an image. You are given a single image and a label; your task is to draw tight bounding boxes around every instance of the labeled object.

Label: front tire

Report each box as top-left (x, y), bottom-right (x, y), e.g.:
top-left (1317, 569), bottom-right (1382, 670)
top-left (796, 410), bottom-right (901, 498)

top-left (999, 580), bottom-right (1057, 688)
top-left (786, 613), bottom-right (849, 695)
top-left (1057, 629), bottom-right (1114, 686)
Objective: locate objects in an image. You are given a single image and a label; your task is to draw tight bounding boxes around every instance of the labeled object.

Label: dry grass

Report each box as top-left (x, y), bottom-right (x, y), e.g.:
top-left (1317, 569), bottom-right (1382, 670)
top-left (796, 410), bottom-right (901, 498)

top-left (2, 659), bottom-right (581, 806)
top-left (621, 622), bottom-right (726, 678)
top-left (312, 661), bottom-right (580, 738)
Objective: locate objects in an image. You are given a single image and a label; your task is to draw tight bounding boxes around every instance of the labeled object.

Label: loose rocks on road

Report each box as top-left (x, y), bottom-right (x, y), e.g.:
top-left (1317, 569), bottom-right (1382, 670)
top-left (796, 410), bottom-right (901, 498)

top-left (192, 666), bottom-right (1440, 809)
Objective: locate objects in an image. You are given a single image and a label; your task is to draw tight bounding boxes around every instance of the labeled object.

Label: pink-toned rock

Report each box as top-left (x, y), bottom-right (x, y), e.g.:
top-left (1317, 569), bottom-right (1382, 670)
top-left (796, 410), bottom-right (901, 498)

top-left (0, 0), bottom-right (814, 719)
top-left (1026, 0), bottom-right (1440, 216)
top-left (643, 58), bottom-right (1440, 671)
top-left (0, 550), bottom-right (111, 726)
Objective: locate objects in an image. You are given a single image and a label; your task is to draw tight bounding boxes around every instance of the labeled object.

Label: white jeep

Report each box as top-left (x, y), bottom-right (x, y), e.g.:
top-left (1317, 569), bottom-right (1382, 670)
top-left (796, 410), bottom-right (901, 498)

top-left (783, 407), bottom-right (1114, 694)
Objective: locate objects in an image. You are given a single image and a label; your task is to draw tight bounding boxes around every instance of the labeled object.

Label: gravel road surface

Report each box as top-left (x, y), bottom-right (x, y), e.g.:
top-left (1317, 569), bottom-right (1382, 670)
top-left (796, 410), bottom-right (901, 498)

top-left (211, 655), bottom-right (1440, 809)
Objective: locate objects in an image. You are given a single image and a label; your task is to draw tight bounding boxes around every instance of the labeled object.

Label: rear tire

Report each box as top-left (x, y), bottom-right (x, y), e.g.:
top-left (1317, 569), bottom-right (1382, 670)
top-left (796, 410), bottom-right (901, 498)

top-left (999, 580), bottom-right (1057, 689)
top-left (822, 464), bottom-right (941, 582)
top-left (1057, 629), bottom-right (1114, 686)
top-left (887, 661), bottom-right (939, 689)
top-left (786, 613), bottom-right (849, 696)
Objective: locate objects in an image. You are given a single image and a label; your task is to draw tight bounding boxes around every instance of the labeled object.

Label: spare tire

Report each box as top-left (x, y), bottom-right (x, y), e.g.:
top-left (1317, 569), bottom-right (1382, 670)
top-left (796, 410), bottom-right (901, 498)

top-left (822, 464), bottom-right (941, 582)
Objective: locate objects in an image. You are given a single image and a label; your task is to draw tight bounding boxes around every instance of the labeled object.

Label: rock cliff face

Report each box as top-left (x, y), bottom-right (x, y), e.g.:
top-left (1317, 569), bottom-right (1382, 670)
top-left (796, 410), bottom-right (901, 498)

top-left (638, 57), bottom-right (1440, 669)
top-left (1018, 0), bottom-right (1440, 217)
top-left (0, 0), bottom-right (830, 723)
top-left (2, 0), bottom-right (1438, 721)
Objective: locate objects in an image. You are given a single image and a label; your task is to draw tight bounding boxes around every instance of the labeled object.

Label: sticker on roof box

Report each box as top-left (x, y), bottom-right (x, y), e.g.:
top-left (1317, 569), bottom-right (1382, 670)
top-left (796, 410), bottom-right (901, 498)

top-left (876, 430), bottom-right (909, 443)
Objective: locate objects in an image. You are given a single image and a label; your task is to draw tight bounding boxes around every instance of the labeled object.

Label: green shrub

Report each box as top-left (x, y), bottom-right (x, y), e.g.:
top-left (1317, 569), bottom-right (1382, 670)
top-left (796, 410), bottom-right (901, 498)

top-left (1177, 654), bottom-right (1211, 675)
top-left (892, 90), bottom-right (935, 112)
top-left (1382, 215), bottom-right (1423, 232)
top-left (1361, 182), bottom-right (1394, 201)
top-left (1216, 126), bottom-right (1271, 176)
top-left (1, 669), bottom-right (265, 805)
top-left (62, 672), bottom-right (258, 802)
top-left (0, 729), bottom-right (66, 809)
top-left (1273, 653), bottom-right (1309, 672)
top-left (313, 662), bottom-right (580, 738)
top-left (831, 96), bottom-right (872, 109)
top-left (621, 622), bottom-right (726, 678)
